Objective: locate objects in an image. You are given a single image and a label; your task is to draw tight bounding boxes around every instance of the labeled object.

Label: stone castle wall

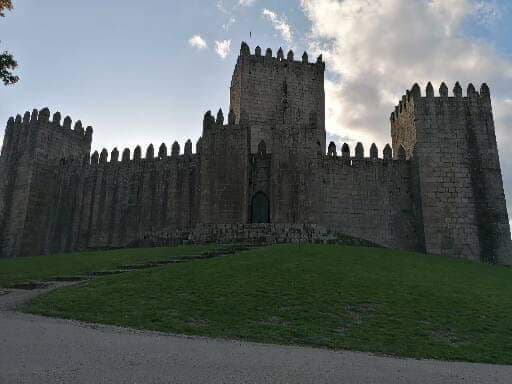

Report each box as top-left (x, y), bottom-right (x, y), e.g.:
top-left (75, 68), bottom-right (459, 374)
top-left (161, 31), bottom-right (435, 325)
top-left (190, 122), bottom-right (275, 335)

top-left (31, 136), bottom-right (415, 254)
top-left (0, 109), bottom-right (91, 257)
top-left (138, 224), bottom-right (339, 247)
top-left (230, 43), bottom-right (326, 154)
top-left (310, 148), bottom-right (417, 250)
top-left (41, 144), bottom-right (201, 255)
top-left (391, 83), bottom-right (512, 263)
top-left (199, 112), bottom-right (250, 224)
top-left (0, 42), bottom-right (510, 263)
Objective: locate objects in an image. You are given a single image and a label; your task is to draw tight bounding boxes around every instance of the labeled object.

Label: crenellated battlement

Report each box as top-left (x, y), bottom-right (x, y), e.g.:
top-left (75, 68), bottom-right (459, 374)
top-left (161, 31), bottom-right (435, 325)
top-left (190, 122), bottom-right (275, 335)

top-left (391, 82), bottom-right (491, 122)
top-left (238, 41), bottom-right (324, 70)
top-left (49, 110), bottom-right (93, 142)
top-left (322, 141), bottom-right (407, 166)
top-left (58, 140), bottom-right (200, 168)
top-left (1, 107), bottom-right (92, 166)
top-left (4, 108), bottom-right (93, 143)
top-left (202, 108), bottom-right (243, 135)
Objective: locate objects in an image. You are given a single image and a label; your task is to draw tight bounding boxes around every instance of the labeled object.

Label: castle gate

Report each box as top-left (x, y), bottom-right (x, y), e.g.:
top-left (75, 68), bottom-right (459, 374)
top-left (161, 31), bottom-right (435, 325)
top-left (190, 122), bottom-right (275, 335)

top-left (251, 192), bottom-right (270, 223)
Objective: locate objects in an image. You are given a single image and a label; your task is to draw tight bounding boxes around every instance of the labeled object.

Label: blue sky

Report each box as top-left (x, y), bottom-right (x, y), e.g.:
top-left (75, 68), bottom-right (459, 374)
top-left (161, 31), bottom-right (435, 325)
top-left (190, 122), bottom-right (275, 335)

top-left (1, 0), bottom-right (511, 150)
top-left (0, 0), bottom-right (316, 150)
top-left (2, 0), bottom-right (512, 220)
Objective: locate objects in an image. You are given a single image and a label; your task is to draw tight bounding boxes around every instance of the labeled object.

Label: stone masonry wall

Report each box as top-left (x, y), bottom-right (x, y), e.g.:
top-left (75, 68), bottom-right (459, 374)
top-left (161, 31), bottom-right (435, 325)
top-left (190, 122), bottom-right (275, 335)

top-left (0, 114), bottom-right (36, 257)
top-left (137, 224), bottom-right (338, 247)
top-left (0, 108), bottom-right (91, 257)
top-left (391, 83), bottom-right (511, 263)
top-left (465, 85), bottom-right (512, 263)
top-left (310, 146), bottom-right (417, 250)
top-left (230, 44), bottom-right (328, 225)
top-left (0, 42), bottom-right (510, 263)
top-left (41, 143), bottom-right (200, 254)
top-left (200, 114), bottom-right (250, 224)
top-left (230, 43), bottom-right (326, 154)
top-left (245, 134), bottom-right (417, 249)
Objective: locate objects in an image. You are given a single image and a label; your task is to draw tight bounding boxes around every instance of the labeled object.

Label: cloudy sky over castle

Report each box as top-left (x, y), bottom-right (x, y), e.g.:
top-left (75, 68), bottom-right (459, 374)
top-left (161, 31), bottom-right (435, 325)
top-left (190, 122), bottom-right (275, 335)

top-left (1, 0), bottom-right (512, 209)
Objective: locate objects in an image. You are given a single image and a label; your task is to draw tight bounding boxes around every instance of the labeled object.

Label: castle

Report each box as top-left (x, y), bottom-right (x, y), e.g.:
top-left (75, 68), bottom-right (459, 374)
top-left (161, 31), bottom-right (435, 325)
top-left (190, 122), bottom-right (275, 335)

top-left (0, 42), bottom-right (511, 264)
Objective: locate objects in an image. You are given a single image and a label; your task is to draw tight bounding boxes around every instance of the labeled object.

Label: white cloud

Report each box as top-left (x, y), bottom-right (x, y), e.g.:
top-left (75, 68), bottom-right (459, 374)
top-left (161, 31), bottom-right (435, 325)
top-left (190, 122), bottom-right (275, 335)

top-left (239, 0), bottom-right (257, 6)
top-left (216, 1), bottom-right (238, 31)
top-left (215, 40), bottom-right (232, 59)
top-left (216, 0), bottom-right (230, 14)
top-left (262, 9), bottom-right (293, 43)
top-left (301, 0), bottom-right (512, 144)
top-left (301, 0), bottom-right (512, 220)
top-left (474, 0), bottom-right (503, 24)
top-left (188, 35), bottom-right (207, 50)
top-left (223, 17), bottom-right (236, 31)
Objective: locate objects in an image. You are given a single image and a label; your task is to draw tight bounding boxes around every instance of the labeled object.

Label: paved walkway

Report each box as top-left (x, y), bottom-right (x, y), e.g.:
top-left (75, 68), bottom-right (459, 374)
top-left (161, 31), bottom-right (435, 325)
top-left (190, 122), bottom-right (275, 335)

top-left (1, 287), bottom-right (511, 384)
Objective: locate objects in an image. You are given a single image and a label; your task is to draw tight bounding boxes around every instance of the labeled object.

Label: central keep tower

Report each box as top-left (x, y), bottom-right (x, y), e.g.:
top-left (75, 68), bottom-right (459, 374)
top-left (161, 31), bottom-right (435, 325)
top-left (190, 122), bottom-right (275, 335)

top-left (229, 42), bottom-right (326, 155)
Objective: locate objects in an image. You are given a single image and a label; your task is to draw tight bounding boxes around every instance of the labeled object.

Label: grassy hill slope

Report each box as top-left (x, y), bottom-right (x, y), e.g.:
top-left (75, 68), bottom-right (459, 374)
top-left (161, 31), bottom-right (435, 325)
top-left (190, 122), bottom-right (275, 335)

top-left (0, 245), bottom-right (215, 287)
top-left (23, 244), bottom-right (512, 364)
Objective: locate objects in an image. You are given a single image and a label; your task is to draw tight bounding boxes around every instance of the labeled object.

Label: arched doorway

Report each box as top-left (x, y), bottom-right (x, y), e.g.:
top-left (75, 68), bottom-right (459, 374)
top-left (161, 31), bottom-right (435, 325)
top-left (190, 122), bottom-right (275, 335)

top-left (251, 192), bottom-right (270, 223)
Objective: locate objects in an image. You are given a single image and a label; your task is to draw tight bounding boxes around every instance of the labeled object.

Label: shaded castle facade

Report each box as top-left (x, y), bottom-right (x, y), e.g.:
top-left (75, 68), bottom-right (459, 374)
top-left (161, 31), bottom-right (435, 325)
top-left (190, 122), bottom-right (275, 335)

top-left (0, 42), bottom-right (511, 264)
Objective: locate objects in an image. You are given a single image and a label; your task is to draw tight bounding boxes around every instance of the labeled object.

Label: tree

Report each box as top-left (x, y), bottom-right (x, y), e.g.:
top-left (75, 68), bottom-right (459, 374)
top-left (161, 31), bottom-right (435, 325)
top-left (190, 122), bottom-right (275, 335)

top-left (0, 0), bottom-right (18, 85)
top-left (0, 0), bottom-right (13, 17)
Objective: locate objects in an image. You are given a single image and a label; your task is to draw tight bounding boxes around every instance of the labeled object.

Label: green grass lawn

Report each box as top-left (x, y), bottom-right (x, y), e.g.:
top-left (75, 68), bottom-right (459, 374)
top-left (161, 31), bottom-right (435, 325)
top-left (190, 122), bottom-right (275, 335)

top-left (22, 244), bottom-right (512, 364)
top-left (0, 245), bottom-right (216, 287)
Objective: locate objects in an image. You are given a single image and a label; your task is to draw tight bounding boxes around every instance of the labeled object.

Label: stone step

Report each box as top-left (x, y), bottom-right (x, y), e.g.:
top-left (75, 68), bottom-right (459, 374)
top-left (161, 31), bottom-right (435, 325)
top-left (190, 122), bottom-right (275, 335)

top-left (46, 276), bottom-right (89, 282)
top-left (4, 252), bottom-right (251, 292)
top-left (9, 282), bottom-right (51, 290)
top-left (85, 270), bottom-right (132, 277)
top-left (118, 264), bottom-right (158, 270)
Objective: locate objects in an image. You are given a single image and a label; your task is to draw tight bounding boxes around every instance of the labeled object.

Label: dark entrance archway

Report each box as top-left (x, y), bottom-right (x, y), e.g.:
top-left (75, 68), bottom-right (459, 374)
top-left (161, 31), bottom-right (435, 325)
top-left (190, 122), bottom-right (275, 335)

top-left (251, 192), bottom-right (270, 223)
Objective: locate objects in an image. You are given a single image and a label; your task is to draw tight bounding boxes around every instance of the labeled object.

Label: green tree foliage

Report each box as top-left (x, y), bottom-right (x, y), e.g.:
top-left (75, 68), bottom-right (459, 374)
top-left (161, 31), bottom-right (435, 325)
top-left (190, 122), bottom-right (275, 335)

top-left (0, 0), bottom-right (13, 17)
top-left (0, 0), bottom-right (18, 85)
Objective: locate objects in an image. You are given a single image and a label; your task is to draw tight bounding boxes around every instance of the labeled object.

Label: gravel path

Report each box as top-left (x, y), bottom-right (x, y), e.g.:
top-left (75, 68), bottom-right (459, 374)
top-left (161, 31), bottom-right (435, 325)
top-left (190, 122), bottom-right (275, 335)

top-left (1, 287), bottom-right (511, 384)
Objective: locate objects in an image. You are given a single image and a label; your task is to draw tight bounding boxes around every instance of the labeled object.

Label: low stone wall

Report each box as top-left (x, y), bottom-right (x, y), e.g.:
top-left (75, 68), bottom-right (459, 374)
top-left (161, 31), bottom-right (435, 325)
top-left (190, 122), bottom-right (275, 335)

top-left (136, 223), bottom-right (340, 248)
top-left (191, 223), bottom-right (338, 244)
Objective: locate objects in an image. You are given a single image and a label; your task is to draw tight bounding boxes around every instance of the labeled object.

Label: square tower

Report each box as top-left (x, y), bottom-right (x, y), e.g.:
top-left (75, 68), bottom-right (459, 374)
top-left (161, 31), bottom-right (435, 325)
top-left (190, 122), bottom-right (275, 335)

top-left (391, 82), bottom-right (511, 264)
top-left (229, 42), bottom-right (326, 155)
top-left (0, 108), bottom-right (92, 257)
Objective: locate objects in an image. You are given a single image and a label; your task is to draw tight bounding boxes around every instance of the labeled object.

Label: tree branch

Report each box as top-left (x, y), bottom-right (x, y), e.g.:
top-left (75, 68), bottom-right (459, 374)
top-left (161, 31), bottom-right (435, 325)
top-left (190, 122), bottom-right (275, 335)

top-left (0, 0), bottom-right (13, 17)
top-left (0, 1), bottom-right (18, 85)
top-left (0, 51), bottom-right (18, 85)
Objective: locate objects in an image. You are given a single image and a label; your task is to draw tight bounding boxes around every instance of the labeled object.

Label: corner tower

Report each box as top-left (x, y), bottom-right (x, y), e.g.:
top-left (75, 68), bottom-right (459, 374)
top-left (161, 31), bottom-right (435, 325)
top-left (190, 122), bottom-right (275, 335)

top-left (0, 109), bottom-right (92, 257)
top-left (391, 83), bottom-right (511, 264)
top-left (229, 42), bottom-right (326, 155)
